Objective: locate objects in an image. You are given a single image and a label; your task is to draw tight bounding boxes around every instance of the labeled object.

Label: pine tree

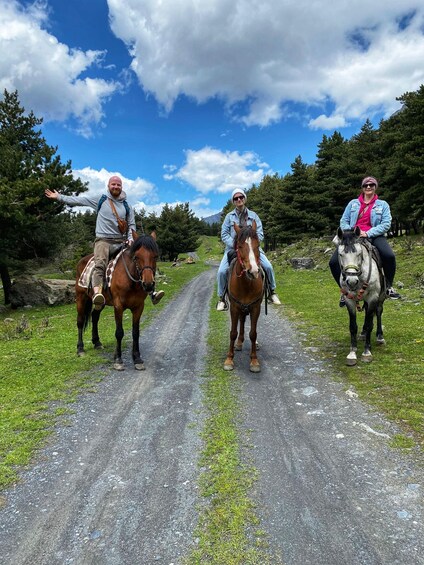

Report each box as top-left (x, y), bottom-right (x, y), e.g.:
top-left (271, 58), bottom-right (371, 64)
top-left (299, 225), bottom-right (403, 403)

top-left (0, 90), bottom-right (86, 303)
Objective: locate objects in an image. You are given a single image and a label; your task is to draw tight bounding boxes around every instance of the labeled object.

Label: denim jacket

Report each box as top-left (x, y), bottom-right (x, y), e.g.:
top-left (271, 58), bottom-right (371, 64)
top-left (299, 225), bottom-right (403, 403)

top-left (340, 198), bottom-right (392, 238)
top-left (221, 207), bottom-right (264, 251)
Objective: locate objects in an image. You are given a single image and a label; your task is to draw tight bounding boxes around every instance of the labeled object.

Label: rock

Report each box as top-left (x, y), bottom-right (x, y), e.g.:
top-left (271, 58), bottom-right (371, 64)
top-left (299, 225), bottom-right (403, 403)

top-left (9, 276), bottom-right (75, 308)
top-left (290, 257), bottom-right (315, 270)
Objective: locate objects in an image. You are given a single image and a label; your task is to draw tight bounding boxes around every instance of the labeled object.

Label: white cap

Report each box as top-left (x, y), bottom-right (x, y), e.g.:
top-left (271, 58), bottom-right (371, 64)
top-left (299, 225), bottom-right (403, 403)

top-left (231, 188), bottom-right (247, 201)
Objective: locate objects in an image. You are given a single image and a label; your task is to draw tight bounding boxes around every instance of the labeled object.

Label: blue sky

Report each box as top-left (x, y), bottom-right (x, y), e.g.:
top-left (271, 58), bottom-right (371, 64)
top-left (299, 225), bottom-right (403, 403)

top-left (2, 1), bottom-right (424, 218)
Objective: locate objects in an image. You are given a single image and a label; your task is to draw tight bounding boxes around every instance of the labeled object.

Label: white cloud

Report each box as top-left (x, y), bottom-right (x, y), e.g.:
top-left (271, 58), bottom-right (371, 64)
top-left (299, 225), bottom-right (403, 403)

top-left (0, 0), bottom-right (120, 137)
top-left (309, 114), bottom-right (348, 131)
top-left (107, 0), bottom-right (424, 128)
top-left (73, 167), bottom-right (157, 205)
top-left (165, 147), bottom-right (271, 195)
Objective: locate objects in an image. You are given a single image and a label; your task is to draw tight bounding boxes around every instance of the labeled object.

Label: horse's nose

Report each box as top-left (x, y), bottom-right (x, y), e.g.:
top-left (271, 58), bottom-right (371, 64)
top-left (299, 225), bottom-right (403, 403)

top-left (249, 264), bottom-right (259, 278)
top-left (142, 281), bottom-right (155, 293)
top-left (346, 275), bottom-right (359, 290)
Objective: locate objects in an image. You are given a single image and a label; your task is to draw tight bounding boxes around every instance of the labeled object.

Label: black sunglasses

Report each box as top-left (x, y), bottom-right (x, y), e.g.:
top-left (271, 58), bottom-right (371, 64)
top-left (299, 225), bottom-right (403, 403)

top-left (362, 183), bottom-right (376, 188)
top-left (233, 195), bottom-right (245, 201)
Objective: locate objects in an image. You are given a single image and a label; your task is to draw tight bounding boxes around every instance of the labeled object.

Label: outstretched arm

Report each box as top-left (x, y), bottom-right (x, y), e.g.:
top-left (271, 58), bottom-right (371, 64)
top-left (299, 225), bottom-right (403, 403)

top-left (45, 189), bottom-right (60, 199)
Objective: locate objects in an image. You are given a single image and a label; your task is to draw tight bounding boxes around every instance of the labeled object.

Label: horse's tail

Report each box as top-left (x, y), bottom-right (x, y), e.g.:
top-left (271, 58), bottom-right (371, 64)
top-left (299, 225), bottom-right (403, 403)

top-left (82, 295), bottom-right (92, 332)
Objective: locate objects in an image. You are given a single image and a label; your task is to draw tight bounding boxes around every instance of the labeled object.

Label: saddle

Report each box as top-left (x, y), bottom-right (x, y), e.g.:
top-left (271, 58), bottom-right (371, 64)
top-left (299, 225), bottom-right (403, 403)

top-left (360, 238), bottom-right (383, 270)
top-left (78, 246), bottom-right (125, 289)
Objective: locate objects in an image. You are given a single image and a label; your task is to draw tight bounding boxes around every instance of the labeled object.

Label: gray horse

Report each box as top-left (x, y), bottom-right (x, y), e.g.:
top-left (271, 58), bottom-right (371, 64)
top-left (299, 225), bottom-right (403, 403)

top-left (335, 227), bottom-right (386, 365)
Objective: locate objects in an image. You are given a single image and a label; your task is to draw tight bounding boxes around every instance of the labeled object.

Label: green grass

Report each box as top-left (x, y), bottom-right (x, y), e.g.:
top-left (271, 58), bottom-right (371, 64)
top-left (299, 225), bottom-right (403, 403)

top-left (186, 304), bottom-right (277, 565)
top-left (268, 234), bottom-right (424, 447)
top-left (0, 236), bottom-right (213, 490)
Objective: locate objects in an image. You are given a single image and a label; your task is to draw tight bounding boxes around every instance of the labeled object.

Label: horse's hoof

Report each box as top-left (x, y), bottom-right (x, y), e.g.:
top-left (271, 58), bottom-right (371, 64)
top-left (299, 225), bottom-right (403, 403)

top-left (223, 362), bottom-right (234, 371)
top-left (235, 343), bottom-right (243, 351)
top-left (77, 350), bottom-right (85, 357)
top-left (94, 342), bottom-right (103, 350)
top-left (134, 362), bottom-right (145, 371)
top-left (249, 363), bottom-right (261, 373)
top-left (114, 362), bottom-right (125, 371)
top-left (376, 337), bottom-right (386, 346)
top-left (346, 352), bottom-right (357, 366)
top-left (361, 353), bottom-right (373, 363)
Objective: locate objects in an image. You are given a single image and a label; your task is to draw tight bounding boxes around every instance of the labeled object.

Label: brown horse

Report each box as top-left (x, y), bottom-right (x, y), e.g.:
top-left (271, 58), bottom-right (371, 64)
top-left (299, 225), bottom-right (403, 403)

top-left (224, 222), bottom-right (265, 373)
top-left (75, 232), bottom-right (159, 371)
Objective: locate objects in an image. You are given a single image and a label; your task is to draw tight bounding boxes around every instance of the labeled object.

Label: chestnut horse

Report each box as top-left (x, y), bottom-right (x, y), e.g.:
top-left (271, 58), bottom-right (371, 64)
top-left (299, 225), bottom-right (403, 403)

top-left (75, 232), bottom-right (159, 371)
top-left (224, 222), bottom-right (265, 373)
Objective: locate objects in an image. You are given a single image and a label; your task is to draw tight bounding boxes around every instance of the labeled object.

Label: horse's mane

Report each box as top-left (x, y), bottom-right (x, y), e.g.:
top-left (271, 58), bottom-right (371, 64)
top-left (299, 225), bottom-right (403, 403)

top-left (131, 234), bottom-right (159, 256)
top-left (233, 226), bottom-right (259, 247)
top-left (340, 229), bottom-right (359, 253)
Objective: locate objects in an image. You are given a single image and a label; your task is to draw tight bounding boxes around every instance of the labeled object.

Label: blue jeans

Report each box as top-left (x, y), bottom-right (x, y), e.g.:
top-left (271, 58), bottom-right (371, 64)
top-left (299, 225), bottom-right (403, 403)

top-left (217, 249), bottom-right (276, 297)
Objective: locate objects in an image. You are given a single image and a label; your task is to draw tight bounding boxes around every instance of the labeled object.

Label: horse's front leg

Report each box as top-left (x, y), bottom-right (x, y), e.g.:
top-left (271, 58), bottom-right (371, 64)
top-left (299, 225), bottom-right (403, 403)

top-left (91, 308), bottom-right (103, 349)
top-left (235, 312), bottom-right (246, 351)
top-left (361, 302), bottom-right (376, 363)
top-left (113, 306), bottom-right (125, 371)
top-left (248, 305), bottom-right (261, 373)
top-left (224, 306), bottom-right (240, 371)
top-left (131, 305), bottom-right (145, 371)
top-left (346, 303), bottom-right (358, 366)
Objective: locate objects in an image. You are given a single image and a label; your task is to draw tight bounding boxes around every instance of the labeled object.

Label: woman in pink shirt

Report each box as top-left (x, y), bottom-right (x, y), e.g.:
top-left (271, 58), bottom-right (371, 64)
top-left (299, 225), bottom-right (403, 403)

top-left (329, 176), bottom-right (400, 305)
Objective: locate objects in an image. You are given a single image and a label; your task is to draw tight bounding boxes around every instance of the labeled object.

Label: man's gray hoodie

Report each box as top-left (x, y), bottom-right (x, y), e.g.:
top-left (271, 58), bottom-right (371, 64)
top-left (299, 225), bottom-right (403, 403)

top-left (58, 189), bottom-right (136, 240)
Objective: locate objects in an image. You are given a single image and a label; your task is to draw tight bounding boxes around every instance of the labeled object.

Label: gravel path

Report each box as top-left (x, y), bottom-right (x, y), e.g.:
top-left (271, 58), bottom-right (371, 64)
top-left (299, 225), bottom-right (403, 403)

top-left (0, 266), bottom-right (422, 565)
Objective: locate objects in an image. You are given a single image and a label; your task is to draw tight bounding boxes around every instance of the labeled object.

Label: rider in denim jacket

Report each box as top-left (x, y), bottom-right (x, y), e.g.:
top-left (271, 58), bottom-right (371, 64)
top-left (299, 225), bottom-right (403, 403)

top-left (329, 176), bottom-right (401, 304)
top-left (216, 188), bottom-right (281, 311)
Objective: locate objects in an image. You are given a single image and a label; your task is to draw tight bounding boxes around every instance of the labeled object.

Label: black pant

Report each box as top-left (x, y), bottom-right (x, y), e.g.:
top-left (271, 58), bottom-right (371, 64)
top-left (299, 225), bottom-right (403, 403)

top-left (329, 236), bottom-right (396, 287)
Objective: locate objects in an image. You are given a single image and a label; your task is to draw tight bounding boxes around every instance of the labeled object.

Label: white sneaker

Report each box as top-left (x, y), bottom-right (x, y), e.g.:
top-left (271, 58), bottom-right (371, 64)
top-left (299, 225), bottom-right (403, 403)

top-left (216, 300), bottom-right (226, 311)
top-left (151, 290), bottom-right (164, 305)
top-left (269, 292), bottom-right (281, 305)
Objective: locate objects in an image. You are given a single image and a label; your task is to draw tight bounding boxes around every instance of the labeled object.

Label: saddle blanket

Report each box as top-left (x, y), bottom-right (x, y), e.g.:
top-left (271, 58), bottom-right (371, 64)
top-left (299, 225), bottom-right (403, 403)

top-left (78, 250), bottom-right (125, 289)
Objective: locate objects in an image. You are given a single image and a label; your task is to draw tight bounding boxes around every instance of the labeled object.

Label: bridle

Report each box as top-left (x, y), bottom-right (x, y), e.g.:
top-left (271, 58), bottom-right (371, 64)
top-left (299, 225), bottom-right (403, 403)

top-left (339, 239), bottom-right (373, 308)
top-left (121, 248), bottom-right (156, 289)
top-left (235, 239), bottom-right (261, 279)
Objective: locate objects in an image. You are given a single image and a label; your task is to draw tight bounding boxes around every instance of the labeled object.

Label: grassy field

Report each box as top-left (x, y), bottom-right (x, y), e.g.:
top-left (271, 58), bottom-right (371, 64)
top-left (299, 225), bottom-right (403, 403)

top-left (0, 236), bottom-right (219, 490)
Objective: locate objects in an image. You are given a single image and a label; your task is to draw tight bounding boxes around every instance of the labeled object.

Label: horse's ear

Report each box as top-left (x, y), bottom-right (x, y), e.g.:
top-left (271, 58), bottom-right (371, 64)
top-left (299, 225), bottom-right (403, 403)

top-left (354, 226), bottom-right (361, 237)
top-left (234, 223), bottom-right (240, 234)
top-left (251, 220), bottom-right (257, 232)
top-left (131, 229), bottom-right (138, 241)
top-left (150, 230), bottom-right (157, 240)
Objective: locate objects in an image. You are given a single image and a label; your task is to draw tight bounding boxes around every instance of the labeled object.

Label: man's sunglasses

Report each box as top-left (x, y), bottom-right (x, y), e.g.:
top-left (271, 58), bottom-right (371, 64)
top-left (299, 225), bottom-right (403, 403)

top-left (362, 183), bottom-right (376, 188)
top-left (233, 195), bottom-right (245, 201)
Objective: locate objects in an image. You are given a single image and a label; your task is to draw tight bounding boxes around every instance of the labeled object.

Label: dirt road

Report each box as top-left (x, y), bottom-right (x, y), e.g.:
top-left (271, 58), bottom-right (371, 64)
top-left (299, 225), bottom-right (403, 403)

top-left (0, 267), bottom-right (422, 564)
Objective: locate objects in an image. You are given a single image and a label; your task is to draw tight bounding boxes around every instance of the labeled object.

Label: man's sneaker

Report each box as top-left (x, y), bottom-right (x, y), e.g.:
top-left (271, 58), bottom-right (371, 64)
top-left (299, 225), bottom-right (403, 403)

top-left (151, 290), bottom-right (165, 305)
top-left (386, 287), bottom-right (401, 299)
top-left (92, 293), bottom-right (105, 310)
top-left (269, 292), bottom-right (281, 305)
top-left (339, 295), bottom-right (346, 307)
top-left (216, 298), bottom-right (226, 311)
